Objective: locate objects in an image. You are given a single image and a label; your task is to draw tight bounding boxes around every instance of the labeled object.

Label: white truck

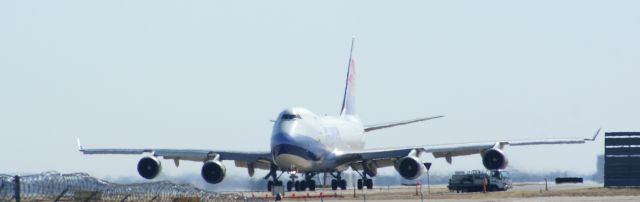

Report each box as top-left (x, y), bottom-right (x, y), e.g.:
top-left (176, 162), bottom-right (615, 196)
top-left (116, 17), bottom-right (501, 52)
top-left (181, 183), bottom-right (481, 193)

top-left (448, 170), bottom-right (512, 193)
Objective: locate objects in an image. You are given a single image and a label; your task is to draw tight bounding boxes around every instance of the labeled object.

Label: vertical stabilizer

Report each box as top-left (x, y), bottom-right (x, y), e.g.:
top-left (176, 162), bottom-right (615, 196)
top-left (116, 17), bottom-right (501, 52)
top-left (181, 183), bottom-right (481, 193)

top-left (340, 37), bottom-right (357, 116)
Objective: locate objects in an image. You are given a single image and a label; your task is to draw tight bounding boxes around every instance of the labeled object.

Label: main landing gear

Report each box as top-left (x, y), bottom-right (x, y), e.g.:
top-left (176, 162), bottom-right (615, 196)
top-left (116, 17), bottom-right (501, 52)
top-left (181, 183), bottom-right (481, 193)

top-left (286, 172), bottom-right (317, 191)
top-left (355, 170), bottom-right (373, 190)
top-left (329, 172), bottom-right (347, 190)
top-left (264, 166), bottom-right (354, 192)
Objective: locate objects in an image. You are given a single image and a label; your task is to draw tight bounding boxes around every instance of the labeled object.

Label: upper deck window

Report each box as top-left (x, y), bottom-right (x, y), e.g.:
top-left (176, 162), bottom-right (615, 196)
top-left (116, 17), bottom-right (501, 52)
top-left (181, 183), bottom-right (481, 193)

top-left (281, 114), bottom-right (301, 120)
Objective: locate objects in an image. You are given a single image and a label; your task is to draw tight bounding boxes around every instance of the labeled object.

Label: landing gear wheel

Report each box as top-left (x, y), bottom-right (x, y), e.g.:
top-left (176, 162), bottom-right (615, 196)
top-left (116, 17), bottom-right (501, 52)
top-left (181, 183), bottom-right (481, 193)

top-left (365, 179), bottom-right (373, 189)
top-left (286, 181), bottom-right (293, 192)
top-left (331, 179), bottom-right (338, 190)
top-left (357, 179), bottom-right (363, 190)
top-left (300, 180), bottom-right (307, 191)
top-left (308, 180), bottom-right (316, 191)
top-left (340, 179), bottom-right (347, 190)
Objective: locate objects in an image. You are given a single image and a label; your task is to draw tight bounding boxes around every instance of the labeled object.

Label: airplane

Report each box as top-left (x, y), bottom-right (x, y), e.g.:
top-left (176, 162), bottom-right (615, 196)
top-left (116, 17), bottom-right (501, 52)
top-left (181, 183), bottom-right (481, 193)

top-left (78, 37), bottom-right (600, 192)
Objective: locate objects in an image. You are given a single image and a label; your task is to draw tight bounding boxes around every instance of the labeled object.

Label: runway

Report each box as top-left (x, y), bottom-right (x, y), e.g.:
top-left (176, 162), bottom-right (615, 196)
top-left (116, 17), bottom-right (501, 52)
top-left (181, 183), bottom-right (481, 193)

top-left (239, 182), bottom-right (640, 201)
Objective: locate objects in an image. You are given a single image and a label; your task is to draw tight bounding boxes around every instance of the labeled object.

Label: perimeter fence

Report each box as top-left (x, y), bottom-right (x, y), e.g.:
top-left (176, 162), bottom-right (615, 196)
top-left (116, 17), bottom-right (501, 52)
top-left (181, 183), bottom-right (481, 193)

top-left (0, 171), bottom-right (244, 201)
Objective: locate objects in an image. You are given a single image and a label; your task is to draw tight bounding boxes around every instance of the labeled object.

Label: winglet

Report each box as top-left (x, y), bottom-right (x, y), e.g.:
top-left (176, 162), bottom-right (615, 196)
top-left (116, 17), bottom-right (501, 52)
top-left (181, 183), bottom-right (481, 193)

top-left (77, 138), bottom-right (84, 151)
top-left (586, 128), bottom-right (601, 141)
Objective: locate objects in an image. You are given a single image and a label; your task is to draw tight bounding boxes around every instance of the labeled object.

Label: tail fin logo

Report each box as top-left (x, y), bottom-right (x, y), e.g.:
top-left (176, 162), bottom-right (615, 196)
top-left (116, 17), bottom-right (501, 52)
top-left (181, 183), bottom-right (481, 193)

top-left (340, 37), bottom-right (357, 116)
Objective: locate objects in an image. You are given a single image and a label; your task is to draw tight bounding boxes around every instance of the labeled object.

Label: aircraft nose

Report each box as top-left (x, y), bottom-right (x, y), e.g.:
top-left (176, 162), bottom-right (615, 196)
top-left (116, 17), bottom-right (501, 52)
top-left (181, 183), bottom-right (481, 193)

top-left (271, 132), bottom-right (318, 170)
top-left (271, 123), bottom-right (296, 147)
top-left (273, 117), bottom-right (300, 135)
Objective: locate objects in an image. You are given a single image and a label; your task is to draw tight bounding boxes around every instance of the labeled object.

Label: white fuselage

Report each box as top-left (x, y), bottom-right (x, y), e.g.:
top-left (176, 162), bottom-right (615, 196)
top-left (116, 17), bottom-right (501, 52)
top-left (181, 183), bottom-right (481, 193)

top-left (271, 107), bottom-right (365, 172)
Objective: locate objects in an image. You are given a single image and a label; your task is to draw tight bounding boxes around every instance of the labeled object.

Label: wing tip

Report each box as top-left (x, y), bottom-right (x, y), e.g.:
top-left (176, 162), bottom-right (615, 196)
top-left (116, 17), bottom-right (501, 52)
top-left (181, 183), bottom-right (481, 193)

top-left (76, 138), bottom-right (84, 151)
top-left (588, 128), bottom-right (602, 141)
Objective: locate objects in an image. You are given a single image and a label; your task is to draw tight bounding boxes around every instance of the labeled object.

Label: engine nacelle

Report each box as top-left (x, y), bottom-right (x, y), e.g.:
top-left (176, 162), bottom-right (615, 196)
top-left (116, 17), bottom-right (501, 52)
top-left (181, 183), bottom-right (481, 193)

top-left (137, 156), bottom-right (162, 179)
top-left (482, 148), bottom-right (509, 170)
top-left (363, 161), bottom-right (378, 177)
top-left (201, 160), bottom-right (226, 184)
top-left (394, 156), bottom-right (425, 180)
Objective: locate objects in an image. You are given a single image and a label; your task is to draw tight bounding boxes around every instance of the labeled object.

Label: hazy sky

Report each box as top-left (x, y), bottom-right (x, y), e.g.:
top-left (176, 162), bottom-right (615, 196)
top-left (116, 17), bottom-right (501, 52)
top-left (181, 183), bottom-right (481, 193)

top-left (1, 1), bottom-right (639, 181)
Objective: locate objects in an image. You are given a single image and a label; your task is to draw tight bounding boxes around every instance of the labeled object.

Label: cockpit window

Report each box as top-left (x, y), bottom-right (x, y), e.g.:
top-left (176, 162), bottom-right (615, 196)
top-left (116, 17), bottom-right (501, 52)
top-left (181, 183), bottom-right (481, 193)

top-left (281, 114), bottom-right (301, 120)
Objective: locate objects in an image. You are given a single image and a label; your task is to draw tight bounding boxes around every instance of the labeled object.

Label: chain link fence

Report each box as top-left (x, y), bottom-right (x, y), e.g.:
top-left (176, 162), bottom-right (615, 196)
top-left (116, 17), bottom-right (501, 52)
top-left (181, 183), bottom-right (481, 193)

top-left (0, 171), bottom-right (245, 201)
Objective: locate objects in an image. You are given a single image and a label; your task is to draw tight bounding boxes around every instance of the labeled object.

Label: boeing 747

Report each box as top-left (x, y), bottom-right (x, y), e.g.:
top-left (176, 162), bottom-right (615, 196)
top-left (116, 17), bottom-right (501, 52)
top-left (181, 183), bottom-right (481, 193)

top-left (78, 37), bottom-right (599, 192)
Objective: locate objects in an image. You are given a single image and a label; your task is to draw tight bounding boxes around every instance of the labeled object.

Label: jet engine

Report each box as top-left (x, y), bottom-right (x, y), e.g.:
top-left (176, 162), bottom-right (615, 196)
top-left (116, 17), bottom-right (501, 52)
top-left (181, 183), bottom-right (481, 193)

top-left (201, 160), bottom-right (226, 184)
top-left (482, 148), bottom-right (509, 170)
top-left (137, 156), bottom-right (162, 179)
top-left (394, 156), bottom-right (425, 180)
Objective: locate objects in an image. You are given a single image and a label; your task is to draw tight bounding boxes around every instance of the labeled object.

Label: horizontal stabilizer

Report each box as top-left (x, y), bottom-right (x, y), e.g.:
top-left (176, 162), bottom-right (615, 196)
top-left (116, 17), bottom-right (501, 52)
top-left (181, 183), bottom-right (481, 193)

top-left (364, 115), bottom-right (444, 132)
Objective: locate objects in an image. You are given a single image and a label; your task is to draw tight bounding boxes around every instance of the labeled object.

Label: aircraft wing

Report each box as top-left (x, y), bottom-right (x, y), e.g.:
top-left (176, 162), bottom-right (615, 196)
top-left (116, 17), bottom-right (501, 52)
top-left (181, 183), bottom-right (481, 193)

top-left (364, 115), bottom-right (444, 132)
top-left (348, 128), bottom-right (600, 170)
top-left (77, 140), bottom-right (273, 170)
